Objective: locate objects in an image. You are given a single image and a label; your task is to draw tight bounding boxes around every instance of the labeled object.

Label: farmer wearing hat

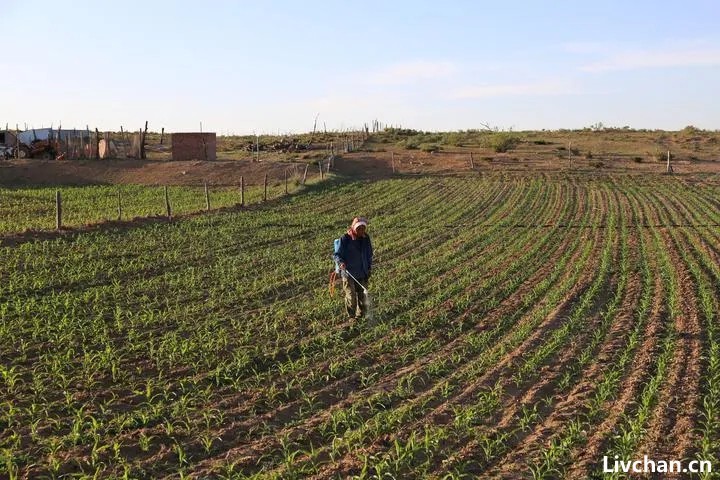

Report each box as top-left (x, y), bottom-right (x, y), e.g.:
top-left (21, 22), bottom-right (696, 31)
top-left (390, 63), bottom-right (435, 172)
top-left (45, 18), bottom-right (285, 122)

top-left (334, 216), bottom-right (373, 319)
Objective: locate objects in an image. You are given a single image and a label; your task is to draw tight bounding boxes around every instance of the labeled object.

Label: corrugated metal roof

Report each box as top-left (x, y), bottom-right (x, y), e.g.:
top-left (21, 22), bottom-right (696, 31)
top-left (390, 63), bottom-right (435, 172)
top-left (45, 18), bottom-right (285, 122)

top-left (17, 128), bottom-right (91, 144)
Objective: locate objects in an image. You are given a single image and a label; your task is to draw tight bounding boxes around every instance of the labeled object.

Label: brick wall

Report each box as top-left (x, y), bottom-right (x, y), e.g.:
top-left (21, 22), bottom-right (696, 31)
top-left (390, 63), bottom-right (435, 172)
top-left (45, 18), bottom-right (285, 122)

top-left (171, 133), bottom-right (217, 161)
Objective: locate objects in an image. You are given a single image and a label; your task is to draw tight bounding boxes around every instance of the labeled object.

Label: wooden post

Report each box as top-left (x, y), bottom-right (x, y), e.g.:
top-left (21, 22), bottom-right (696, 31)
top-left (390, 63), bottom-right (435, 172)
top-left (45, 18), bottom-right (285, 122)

top-left (240, 176), bottom-right (245, 206)
top-left (55, 191), bottom-right (62, 230)
top-left (391, 152), bottom-right (395, 173)
top-left (667, 150), bottom-right (672, 173)
top-left (284, 170), bottom-right (288, 194)
top-left (470, 152), bottom-right (475, 170)
top-left (201, 131), bottom-right (208, 162)
top-left (138, 128), bottom-right (143, 159)
top-left (117, 189), bottom-right (122, 220)
top-left (160, 127), bottom-right (165, 145)
top-left (204, 182), bottom-right (210, 210)
top-left (302, 164), bottom-right (309, 185)
top-left (164, 186), bottom-right (171, 219)
top-left (319, 161), bottom-right (324, 180)
top-left (263, 174), bottom-right (268, 201)
top-left (141, 121), bottom-right (148, 159)
top-left (95, 128), bottom-right (100, 160)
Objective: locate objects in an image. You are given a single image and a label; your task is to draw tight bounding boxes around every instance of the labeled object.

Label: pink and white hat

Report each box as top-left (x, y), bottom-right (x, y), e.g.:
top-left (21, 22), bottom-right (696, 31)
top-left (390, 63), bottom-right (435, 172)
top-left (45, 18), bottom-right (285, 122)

top-left (351, 217), bottom-right (368, 230)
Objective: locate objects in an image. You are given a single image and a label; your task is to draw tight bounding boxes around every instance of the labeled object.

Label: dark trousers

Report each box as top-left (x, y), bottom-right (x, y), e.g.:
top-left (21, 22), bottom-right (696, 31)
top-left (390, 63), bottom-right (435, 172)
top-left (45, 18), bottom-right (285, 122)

top-left (342, 275), bottom-right (368, 318)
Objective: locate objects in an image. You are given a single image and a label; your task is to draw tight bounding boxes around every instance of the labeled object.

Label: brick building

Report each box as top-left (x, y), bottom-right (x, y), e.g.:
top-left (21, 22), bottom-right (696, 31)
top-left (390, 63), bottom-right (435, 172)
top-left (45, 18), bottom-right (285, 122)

top-left (172, 133), bottom-right (216, 161)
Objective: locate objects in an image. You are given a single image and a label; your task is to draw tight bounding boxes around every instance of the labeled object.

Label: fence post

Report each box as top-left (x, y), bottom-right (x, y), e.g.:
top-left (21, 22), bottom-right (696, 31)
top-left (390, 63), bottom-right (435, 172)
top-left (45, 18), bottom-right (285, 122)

top-left (391, 152), bottom-right (396, 173)
top-left (263, 174), bottom-right (268, 202)
top-left (204, 182), bottom-right (210, 210)
top-left (470, 151), bottom-right (475, 170)
top-left (95, 128), bottom-right (100, 160)
top-left (284, 170), bottom-right (288, 194)
top-left (164, 186), bottom-right (172, 219)
top-left (319, 161), bottom-right (324, 180)
top-left (666, 150), bottom-right (673, 174)
top-left (117, 189), bottom-right (122, 220)
top-left (302, 164), bottom-right (309, 185)
top-left (240, 176), bottom-right (245, 206)
top-left (55, 191), bottom-right (62, 230)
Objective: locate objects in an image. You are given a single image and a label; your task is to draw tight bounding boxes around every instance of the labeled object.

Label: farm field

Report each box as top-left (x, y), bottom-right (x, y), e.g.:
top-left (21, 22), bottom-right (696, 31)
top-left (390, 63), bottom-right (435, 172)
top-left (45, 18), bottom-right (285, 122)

top-left (0, 181), bottom-right (303, 236)
top-left (2, 172), bottom-right (720, 478)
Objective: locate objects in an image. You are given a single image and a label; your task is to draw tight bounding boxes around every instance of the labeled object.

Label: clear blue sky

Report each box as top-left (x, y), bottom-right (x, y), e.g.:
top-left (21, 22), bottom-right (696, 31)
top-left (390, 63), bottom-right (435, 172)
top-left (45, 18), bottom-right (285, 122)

top-left (2, 0), bottom-right (719, 133)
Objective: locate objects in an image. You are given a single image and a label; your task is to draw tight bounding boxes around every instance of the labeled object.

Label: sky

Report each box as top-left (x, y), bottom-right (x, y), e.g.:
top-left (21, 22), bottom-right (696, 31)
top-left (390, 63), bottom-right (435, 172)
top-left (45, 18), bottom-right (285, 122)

top-left (2, 0), bottom-right (719, 134)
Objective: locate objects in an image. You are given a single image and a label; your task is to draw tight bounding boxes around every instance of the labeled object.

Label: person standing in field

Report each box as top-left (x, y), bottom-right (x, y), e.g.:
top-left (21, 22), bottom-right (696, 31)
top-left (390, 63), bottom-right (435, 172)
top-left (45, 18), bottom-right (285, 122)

top-left (334, 216), bottom-right (373, 320)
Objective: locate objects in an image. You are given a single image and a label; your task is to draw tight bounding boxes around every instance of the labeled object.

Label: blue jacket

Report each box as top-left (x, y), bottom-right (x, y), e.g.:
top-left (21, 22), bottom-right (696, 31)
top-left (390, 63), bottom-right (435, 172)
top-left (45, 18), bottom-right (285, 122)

top-left (334, 233), bottom-right (373, 280)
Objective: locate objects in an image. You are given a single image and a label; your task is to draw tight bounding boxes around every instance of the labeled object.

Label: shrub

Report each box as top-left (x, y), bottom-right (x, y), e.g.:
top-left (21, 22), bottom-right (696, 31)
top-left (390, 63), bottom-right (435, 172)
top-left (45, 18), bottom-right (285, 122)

top-left (441, 132), bottom-right (464, 147)
top-left (486, 133), bottom-right (519, 153)
top-left (652, 150), bottom-right (673, 162)
top-left (420, 143), bottom-right (441, 153)
top-left (402, 138), bottom-right (420, 150)
top-left (681, 125), bottom-right (703, 136)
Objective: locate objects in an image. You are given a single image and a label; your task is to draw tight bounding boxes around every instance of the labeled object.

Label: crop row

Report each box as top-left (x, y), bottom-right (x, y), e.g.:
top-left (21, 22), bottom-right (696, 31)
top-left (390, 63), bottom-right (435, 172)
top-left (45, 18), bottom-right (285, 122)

top-left (1, 173), bottom-right (719, 479)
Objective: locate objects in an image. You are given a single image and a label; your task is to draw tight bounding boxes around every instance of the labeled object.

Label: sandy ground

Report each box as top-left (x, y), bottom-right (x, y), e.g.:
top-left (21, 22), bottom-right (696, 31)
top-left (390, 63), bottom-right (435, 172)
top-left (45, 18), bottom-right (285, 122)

top-left (2, 145), bottom-right (720, 189)
top-left (0, 158), bottom-right (305, 186)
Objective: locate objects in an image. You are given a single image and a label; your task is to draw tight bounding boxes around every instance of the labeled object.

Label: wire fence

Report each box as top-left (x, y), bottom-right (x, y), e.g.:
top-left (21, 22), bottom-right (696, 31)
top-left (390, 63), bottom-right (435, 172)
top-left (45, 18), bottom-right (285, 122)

top-left (0, 164), bottom-right (330, 235)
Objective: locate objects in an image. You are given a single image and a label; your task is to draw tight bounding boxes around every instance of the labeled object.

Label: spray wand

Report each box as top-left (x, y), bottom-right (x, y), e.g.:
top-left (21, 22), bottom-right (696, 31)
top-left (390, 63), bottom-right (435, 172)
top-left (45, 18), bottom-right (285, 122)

top-left (342, 269), bottom-right (368, 293)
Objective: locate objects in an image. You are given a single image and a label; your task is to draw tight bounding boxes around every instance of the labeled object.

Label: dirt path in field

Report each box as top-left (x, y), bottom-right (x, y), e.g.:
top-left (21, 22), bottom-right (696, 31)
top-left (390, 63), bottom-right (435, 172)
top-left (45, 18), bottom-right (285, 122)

top-left (635, 192), bottom-right (702, 463)
top-left (176, 182), bottom-right (579, 478)
top-left (177, 186), bottom-right (572, 477)
top-left (430, 187), bottom-right (621, 477)
top-left (565, 226), bottom-right (664, 477)
top-left (306, 187), bottom-right (601, 478)
top-left (0, 158), bottom-right (299, 186)
top-left (487, 210), bottom-right (640, 477)
top-left (86, 181), bottom-right (521, 477)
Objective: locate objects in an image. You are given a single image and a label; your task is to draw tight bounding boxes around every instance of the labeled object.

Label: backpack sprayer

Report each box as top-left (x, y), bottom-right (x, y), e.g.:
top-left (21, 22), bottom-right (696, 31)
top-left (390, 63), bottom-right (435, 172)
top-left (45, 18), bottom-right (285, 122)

top-left (329, 234), bottom-right (374, 320)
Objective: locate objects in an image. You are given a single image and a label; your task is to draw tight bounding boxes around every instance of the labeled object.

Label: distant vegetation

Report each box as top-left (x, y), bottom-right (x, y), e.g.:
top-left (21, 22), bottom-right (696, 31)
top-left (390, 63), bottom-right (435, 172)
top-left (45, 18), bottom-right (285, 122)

top-left (365, 125), bottom-right (720, 163)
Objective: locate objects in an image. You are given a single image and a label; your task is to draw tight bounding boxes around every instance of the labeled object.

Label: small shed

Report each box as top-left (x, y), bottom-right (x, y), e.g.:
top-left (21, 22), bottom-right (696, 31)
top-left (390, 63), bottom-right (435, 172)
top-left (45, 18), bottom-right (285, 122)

top-left (17, 128), bottom-right (91, 144)
top-left (0, 130), bottom-right (18, 146)
top-left (172, 133), bottom-right (216, 161)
